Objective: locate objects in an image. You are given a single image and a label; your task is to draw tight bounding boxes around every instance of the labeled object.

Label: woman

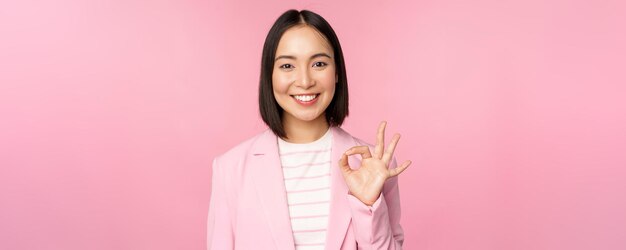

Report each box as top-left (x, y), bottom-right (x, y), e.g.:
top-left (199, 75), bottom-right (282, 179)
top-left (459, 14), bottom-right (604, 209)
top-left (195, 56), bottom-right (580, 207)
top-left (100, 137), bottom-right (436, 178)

top-left (207, 9), bottom-right (411, 250)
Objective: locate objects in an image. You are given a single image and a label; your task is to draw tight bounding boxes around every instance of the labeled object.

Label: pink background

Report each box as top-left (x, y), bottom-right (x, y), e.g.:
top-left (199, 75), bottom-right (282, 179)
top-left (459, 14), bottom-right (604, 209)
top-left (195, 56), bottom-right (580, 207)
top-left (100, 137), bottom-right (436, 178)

top-left (1, 0), bottom-right (625, 249)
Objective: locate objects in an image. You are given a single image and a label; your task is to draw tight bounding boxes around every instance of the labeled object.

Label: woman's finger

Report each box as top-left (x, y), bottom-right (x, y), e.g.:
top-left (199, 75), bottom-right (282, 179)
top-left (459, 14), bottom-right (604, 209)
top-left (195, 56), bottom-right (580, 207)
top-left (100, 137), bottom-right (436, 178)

top-left (388, 160), bottom-right (411, 177)
top-left (374, 121), bottom-right (386, 159)
top-left (345, 145), bottom-right (373, 159)
top-left (338, 153), bottom-right (352, 176)
top-left (382, 133), bottom-right (401, 165)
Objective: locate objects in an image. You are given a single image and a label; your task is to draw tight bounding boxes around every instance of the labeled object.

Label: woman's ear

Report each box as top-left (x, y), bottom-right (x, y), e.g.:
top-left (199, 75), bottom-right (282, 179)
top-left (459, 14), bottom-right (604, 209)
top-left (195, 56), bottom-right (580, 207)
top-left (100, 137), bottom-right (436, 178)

top-left (335, 74), bottom-right (338, 83)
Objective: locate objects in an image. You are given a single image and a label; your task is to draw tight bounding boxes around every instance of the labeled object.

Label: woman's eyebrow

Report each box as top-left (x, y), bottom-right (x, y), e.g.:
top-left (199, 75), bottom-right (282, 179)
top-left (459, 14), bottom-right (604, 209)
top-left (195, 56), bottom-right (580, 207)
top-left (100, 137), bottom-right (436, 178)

top-left (275, 53), bottom-right (332, 61)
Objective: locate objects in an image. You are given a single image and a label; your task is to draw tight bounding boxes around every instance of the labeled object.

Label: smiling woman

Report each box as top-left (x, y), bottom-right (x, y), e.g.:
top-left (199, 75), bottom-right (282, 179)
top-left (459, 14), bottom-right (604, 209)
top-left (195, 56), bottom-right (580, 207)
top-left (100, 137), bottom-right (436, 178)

top-left (272, 25), bottom-right (338, 143)
top-left (207, 9), bottom-right (411, 250)
top-left (259, 10), bottom-right (349, 142)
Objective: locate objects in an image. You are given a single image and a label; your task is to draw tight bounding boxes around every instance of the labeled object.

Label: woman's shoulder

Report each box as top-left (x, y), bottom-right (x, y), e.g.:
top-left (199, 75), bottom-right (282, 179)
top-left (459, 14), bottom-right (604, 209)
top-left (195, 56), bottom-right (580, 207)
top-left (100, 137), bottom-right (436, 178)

top-left (213, 129), bottom-right (271, 163)
top-left (335, 126), bottom-right (374, 148)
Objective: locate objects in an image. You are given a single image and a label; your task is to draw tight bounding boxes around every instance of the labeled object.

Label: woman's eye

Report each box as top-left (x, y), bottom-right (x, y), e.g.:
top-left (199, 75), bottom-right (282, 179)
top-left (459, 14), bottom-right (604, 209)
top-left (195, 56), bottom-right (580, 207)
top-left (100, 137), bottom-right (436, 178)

top-left (279, 64), bottom-right (293, 69)
top-left (313, 62), bottom-right (327, 67)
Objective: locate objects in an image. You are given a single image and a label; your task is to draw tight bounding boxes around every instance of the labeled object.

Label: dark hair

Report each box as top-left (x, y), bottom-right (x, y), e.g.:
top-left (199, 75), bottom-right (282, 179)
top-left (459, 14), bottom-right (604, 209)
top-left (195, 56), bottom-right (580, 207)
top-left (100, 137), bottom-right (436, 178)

top-left (259, 9), bottom-right (349, 139)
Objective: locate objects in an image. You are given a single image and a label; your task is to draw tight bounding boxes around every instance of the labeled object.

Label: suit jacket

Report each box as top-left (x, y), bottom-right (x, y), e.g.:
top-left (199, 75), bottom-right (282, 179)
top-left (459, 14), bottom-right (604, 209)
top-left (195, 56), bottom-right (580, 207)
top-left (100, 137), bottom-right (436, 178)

top-left (207, 126), bottom-right (404, 249)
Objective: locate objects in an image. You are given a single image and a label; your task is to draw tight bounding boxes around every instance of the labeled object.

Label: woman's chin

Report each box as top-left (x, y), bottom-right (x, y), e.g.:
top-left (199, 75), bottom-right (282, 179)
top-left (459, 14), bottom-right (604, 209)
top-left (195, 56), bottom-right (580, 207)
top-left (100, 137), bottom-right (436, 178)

top-left (285, 112), bottom-right (325, 123)
top-left (294, 115), bottom-right (320, 123)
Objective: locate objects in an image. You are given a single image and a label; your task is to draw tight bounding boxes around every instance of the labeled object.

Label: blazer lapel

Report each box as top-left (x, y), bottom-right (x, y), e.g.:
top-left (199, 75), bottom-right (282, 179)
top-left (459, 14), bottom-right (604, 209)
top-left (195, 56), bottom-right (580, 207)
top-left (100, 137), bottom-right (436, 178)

top-left (249, 129), bottom-right (295, 250)
top-left (249, 127), bottom-right (358, 250)
top-left (325, 126), bottom-right (357, 250)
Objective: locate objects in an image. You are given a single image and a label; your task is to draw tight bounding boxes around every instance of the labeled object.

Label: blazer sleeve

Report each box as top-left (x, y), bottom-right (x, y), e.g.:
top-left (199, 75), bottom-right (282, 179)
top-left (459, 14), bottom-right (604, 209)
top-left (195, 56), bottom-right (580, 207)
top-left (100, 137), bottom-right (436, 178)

top-left (346, 157), bottom-right (405, 249)
top-left (206, 157), bottom-right (235, 250)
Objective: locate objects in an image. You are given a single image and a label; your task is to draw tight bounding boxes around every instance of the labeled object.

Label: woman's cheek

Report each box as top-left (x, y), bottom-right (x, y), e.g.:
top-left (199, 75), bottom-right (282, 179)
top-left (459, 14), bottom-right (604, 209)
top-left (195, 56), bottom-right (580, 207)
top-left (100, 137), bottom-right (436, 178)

top-left (317, 71), bottom-right (336, 85)
top-left (272, 74), bottom-right (290, 92)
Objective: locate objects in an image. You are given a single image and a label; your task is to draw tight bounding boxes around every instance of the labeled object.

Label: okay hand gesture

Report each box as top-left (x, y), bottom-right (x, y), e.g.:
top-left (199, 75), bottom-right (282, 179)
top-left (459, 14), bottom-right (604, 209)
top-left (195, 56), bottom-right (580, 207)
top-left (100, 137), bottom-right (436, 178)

top-left (338, 121), bottom-right (412, 206)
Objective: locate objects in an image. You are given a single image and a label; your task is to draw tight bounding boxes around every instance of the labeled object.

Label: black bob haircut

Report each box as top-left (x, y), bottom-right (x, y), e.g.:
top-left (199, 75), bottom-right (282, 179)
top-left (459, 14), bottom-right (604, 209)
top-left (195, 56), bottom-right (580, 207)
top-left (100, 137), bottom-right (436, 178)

top-left (259, 9), bottom-right (349, 139)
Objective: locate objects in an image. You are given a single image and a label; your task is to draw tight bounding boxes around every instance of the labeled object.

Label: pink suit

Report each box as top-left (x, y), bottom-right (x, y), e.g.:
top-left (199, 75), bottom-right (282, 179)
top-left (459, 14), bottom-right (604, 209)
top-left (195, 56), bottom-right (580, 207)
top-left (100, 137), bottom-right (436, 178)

top-left (207, 126), bottom-right (404, 249)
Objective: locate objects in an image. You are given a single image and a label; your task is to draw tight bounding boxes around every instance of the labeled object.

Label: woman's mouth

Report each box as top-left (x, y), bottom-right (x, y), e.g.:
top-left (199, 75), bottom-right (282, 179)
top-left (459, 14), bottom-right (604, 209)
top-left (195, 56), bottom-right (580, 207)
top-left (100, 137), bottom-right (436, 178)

top-left (291, 94), bottom-right (319, 106)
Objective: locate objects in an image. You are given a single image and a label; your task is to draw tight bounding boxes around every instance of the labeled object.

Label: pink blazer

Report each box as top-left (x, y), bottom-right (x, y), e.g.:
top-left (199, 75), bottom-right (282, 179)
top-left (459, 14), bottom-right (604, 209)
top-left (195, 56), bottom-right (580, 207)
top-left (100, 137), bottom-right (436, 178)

top-left (207, 126), bottom-right (404, 249)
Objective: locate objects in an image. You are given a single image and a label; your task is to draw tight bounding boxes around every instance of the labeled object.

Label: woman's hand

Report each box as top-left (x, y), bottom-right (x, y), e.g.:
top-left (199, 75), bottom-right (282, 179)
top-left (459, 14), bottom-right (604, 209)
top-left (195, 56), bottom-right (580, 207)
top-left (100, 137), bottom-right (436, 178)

top-left (339, 121), bottom-right (411, 206)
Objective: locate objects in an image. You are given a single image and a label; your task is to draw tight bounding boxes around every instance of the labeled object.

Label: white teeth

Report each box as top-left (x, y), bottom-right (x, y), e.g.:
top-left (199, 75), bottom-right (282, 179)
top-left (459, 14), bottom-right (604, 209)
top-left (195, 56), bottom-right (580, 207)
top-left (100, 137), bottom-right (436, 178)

top-left (293, 94), bottom-right (317, 102)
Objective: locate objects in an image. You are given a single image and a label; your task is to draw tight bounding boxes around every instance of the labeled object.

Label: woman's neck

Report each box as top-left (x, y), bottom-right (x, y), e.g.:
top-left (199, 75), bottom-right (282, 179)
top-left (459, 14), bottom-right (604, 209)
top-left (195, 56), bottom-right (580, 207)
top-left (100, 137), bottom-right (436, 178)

top-left (281, 114), bottom-right (330, 143)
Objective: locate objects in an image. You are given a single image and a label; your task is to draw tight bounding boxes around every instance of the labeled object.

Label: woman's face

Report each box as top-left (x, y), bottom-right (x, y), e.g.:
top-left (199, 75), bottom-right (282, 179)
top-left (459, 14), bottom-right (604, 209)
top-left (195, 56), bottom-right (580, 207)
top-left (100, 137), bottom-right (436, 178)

top-left (272, 25), bottom-right (337, 125)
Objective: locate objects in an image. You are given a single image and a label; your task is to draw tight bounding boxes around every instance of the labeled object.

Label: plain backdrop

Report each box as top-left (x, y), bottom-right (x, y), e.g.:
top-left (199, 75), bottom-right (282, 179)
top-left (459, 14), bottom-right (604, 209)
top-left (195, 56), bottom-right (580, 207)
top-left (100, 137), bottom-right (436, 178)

top-left (1, 0), bottom-right (625, 249)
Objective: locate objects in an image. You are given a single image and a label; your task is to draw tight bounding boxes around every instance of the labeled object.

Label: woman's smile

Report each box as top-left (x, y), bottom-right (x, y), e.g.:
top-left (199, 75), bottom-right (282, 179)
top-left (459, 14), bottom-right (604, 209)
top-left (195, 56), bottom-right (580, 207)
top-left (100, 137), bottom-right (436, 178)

top-left (291, 93), bottom-right (320, 106)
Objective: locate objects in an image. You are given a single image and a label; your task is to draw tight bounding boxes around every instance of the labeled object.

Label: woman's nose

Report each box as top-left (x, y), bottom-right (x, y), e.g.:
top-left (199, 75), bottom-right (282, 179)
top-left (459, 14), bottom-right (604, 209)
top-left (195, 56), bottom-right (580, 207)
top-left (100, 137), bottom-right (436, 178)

top-left (295, 67), bottom-right (314, 89)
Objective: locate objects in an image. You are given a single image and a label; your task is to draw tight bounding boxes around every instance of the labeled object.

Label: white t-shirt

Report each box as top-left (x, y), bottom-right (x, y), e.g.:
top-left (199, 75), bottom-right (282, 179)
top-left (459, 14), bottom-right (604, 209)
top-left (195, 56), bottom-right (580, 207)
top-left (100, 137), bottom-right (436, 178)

top-left (278, 128), bottom-right (332, 250)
